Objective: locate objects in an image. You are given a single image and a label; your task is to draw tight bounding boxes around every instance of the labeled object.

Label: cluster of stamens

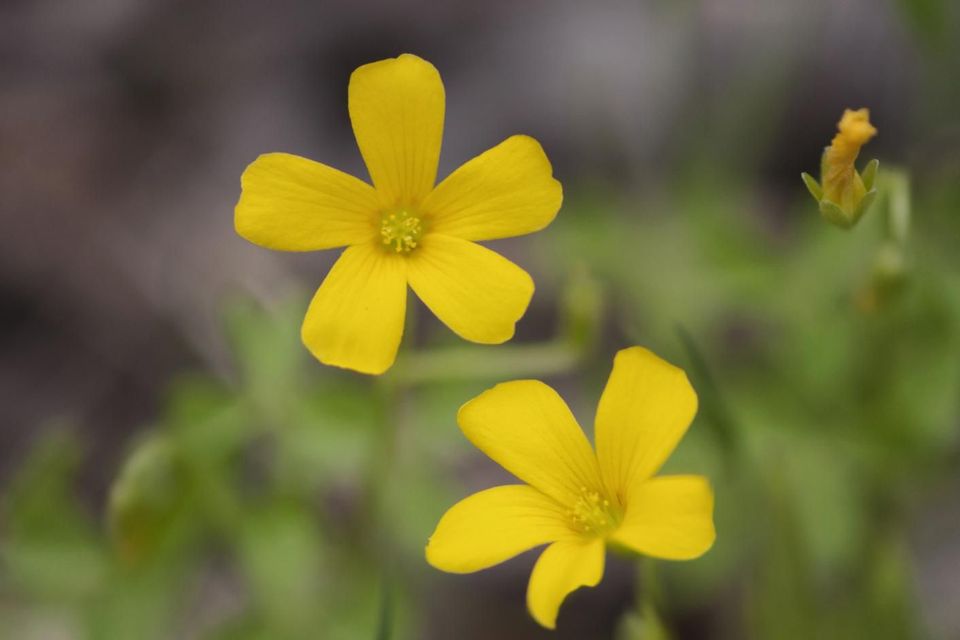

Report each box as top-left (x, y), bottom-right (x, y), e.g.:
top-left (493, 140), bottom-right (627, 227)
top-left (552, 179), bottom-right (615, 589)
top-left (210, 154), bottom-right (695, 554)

top-left (380, 209), bottom-right (423, 253)
top-left (567, 486), bottom-right (620, 535)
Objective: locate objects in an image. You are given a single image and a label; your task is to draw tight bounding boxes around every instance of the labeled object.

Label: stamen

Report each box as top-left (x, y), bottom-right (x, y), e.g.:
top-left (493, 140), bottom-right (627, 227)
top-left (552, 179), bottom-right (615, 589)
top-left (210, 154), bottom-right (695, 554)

top-left (380, 209), bottom-right (423, 254)
top-left (566, 486), bottom-right (621, 536)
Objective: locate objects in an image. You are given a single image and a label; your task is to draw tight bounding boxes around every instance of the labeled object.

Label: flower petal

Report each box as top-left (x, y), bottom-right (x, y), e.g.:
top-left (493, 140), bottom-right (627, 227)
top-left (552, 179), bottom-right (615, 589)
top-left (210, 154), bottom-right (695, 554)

top-left (423, 135), bottom-right (562, 241)
top-left (235, 153), bottom-right (379, 251)
top-left (527, 538), bottom-right (605, 630)
top-left (407, 234), bottom-right (533, 344)
top-left (457, 380), bottom-right (604, 507)
top-left (301, 242), bottom-right (407, 375)
top-left (595, 347), bottom-right (698, 503)
top-left (426, 485), bottom-right (573, 574)
top-left (348, 54), bottom-right (444, 207)
top-left (609, 475), bottom-right (715, 560)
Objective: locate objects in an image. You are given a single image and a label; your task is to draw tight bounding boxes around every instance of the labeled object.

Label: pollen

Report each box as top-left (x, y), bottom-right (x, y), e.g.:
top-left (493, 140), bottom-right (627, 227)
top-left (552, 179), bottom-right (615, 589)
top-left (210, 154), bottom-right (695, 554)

top-left (380, 208), bottom-right (424, 253)
top-left (567, 486), bottom-right (621, 536)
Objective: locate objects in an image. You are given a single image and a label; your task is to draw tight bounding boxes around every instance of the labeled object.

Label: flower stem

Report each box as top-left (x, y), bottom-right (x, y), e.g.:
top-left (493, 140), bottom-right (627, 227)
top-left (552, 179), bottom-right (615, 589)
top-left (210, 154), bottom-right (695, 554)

top-left (390, 341), bottom-right (581, 385)
top-left (634, 557), bottom-right (671, 639)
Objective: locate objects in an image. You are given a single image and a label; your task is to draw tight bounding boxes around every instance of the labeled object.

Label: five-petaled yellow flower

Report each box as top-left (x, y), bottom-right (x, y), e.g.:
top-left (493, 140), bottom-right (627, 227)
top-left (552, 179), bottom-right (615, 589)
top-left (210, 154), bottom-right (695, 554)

top-left (802, 108), bottom-right (879, 229)
top-left (426, 347), bottom-right (715, 629)
top-left (235, 54), bottom-right (562, 374)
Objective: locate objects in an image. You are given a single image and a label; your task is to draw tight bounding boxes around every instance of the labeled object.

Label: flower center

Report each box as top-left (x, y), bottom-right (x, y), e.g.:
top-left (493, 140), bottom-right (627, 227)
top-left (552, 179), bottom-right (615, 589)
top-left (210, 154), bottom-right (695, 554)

top-left (567, 487), bottom-right (621, 536)
top-left (379, 208), bottom-right (423, 254)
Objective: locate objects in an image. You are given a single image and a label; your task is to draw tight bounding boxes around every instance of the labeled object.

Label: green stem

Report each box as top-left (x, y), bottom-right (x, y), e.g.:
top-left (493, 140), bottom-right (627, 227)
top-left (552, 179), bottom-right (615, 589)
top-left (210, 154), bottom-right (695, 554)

top-left (634, 557), bottom-right (671, 639)
top-left (362, 305), bottom-right (419, 639)
top-left (390, 267), bottom-right (601, 386)
top-left (365, 356), bottom-right (406, 557)
top-left (390, 340), bottom-right (581, 386)
top-left (675, 324), bottom-right (741, 464)
top-left (638, 557), bottom-right (660, 612)
top-left (883, 169), bottom-right (911, 246)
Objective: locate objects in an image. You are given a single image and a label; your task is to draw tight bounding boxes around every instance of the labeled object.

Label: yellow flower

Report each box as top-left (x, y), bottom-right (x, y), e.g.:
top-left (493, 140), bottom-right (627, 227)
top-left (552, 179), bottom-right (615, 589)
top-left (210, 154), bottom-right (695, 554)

top-left (426, 347), bottom-right (715, 629)
top-left (235, 54), bottom-right (562, 374)
top-left (802, 108), bottom-right (879, 228)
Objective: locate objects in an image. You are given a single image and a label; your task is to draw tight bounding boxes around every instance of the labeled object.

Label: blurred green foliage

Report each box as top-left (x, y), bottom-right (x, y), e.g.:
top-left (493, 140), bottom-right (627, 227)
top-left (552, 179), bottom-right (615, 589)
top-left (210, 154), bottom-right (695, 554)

top-left (2, 161), bottom-right (959, 639)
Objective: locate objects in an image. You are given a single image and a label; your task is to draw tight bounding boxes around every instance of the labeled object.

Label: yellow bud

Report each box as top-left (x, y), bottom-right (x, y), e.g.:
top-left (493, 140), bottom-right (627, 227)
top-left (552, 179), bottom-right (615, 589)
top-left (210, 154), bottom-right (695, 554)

top-left (801, 108), bottom-right (879, 229)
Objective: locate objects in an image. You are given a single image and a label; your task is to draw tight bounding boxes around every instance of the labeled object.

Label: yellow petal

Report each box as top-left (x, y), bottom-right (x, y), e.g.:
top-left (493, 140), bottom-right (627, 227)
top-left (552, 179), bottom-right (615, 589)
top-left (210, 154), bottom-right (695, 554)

top-left (594, 347), bottom-right (698, 504)
top-left (407, 234), bottom-right (533, 344)
top-left (301, 242), bottom-right (407, 375)
top-left (426, 485), bottom-right (573, 574)
top-left (457, 380), bottom-right (604, 507)
top-left (348, 54), bottom-right (444, 207)
top-left (423, 135), bottom-right (562, 241)
top-left (609, 475), bottom-right (715, 560)
top-left (235, 153), bottom-right (379, 251)
top-left (527, 538), bottom-right (605, 629)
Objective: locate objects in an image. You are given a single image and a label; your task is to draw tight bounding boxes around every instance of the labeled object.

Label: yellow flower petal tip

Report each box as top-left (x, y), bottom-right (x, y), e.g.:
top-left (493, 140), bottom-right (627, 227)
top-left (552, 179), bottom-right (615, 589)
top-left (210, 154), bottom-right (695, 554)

top-left (802, 108), bottom-right (879, 229)
top-left (427, 347), bottom-right (715, 629)
top-left (234, 54), bottom-right (562, 373)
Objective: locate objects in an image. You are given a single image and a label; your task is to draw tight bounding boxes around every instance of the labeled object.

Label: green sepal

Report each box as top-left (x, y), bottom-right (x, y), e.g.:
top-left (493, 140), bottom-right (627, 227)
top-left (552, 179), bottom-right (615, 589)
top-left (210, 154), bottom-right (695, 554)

top-left (850, 188), bottom-right (878, 226)
top-left (861, 158), bottom-right (879, 191)
top-left (819, 199), bottom-right (854, 229)
top-left (817, 188), bottom-right (878, 230)
top-left (801, 172), bottom-right (823, 201)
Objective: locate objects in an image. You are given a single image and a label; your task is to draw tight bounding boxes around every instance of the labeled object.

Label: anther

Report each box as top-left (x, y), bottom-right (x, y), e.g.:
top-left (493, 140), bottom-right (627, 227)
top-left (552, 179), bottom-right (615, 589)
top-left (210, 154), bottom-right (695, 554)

top-left (380, 208), bottom-right (423, 254)
top-left (567, 486), bottom-right (621, 536)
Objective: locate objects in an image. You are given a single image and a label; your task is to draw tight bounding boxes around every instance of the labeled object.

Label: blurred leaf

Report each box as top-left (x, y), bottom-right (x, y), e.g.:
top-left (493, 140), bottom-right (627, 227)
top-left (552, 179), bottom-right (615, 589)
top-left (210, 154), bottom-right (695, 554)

top-left (1, 428), bottom-right (106, 601)
top-left (781, 435), bottom-right (866, 579)
top-left (223, 296), bottom-right (307, 421)
top-left (4, 428), bottom-right (89, 536)
top-left (166, 374), bottom-right (252, 465)
top-left (381, 435), bottom-right (459, 557)
top-left (861, 275), bottom-right (960, 457)
top-left (87, 561), bottom-right (187, 640)
top-left (746, 456), bottom-right (818, 640)
top-left (237, 503), bottom-right (325, 632)
top-left (1, 537), bottom-right (106, 604)
top-left (861, 535), bottom-right (921, 638)
top-left (274, 380), bottom-right (378, 491)
top-left (108, 433), bottom-right (194, 565)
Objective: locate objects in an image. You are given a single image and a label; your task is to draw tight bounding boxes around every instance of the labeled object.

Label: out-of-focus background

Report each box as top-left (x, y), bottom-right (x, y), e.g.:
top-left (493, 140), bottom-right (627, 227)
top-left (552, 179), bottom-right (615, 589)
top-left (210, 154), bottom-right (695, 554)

top-left (2, 0), bottom-right (959, 638)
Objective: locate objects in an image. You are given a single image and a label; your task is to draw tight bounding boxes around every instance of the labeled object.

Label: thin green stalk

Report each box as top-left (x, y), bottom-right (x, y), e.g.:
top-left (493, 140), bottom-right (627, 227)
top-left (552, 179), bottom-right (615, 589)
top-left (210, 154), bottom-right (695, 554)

top-left (391, 341), bottom-right (581, 385)
top-left (375, 569), bottom-right (394, 640)
top-left (362, 305), bottom-right (419, 639)
top-left (633, 558), bottom-right (671, 640)
top-left (390, 267), bottom-right (601, 385)
top-left (676, 324), bottom-right (740, 463)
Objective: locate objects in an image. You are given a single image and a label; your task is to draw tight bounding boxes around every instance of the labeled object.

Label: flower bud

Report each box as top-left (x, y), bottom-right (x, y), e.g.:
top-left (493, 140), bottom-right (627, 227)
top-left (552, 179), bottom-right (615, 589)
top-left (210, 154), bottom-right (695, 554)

top-left (801, 108), bottom-right (879, 228)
